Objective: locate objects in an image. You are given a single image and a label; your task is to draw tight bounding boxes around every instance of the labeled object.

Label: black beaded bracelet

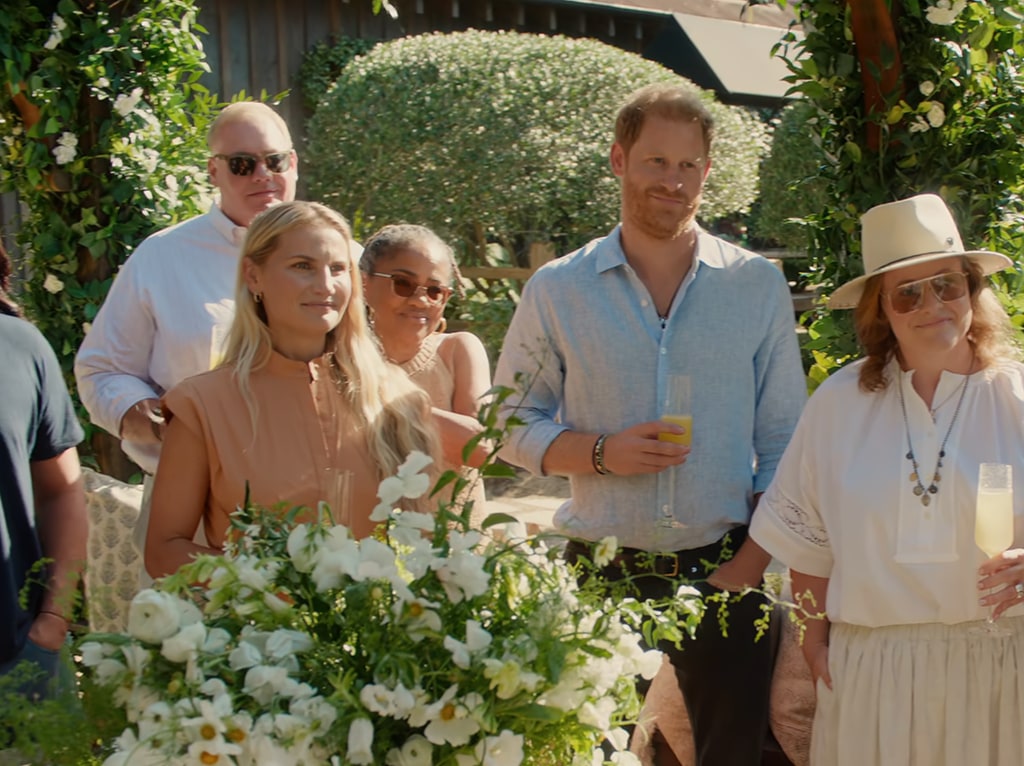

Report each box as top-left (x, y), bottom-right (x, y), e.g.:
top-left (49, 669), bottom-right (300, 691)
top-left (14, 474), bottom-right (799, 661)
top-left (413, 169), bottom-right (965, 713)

top-left (592, 433), bottom-right (611, 475)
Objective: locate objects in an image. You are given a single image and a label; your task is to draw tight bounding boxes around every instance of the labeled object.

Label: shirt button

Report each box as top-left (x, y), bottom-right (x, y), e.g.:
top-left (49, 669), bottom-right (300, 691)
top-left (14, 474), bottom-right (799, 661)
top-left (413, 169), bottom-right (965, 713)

top-left (641, 299), bottom-right (649, 307)
top-left (660, 348), bottom-right (667, 355)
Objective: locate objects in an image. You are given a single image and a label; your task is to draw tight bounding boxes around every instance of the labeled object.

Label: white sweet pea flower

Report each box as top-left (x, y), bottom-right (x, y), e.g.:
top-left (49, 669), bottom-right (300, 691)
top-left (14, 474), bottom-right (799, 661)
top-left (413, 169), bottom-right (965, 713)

top-left (433, 549), bottom-right (490, 603)
top-left (354, 537), bottom-right (400, 581)
top-left (287, 524), bottom-right (318, 572)
top-left (360, 682), bottom-right (416, 718)
top-left (243, 665), bottom-right (293, 706)
top-left (43, 14), bottom-right (66, 49)
top-left (127, 589), bottom-right (183, 643)
top-left (610, 751), bottom-right (641, 765)
top-left (385, 733), bottom-right (433, 766)
top-left (909, 116), bottom-right (931, 133)
top-left (290, 694), bottom-right (338, 730)
top-left (376, 451), bottom-right (434, 510)
top-left (113, 87), bottom-right (144, 117)
top-left (101, 729), bottom-right (164, 766)
top-left (79, 641), bottom-right (112, 667)
top-left (42, 273), bottom-right (64, 294)
top-left (161, 621), bottom-right (207, 663)
top-left (482, 658), bottom-right (544, 699)
top-left (265, 629), bottom-right (315, 660)
top-left (577, 695), bottom-right (617, 731)
top-left (593, 536), bottom-right (618, 567)
top-left (229, 640), bottom-right (263, 671)
top-left (925, 0), bottom-right (966, 25)
top-left (347, 717), bottom-right (375, 765)
top-left (474, 729), bottom-right (525, 766)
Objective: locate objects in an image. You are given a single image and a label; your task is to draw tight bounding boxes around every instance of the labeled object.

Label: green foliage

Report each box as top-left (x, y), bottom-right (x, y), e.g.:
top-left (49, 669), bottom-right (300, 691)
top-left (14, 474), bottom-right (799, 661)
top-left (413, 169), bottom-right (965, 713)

top-left (748, 100), bottom-right (829, 250)
top-left (0, 0), bottom-right (218, 396)
top-left (779, 0), bottom-right (1024, 384)
top-left (306, 30), bottom-right (769, 265)
top-left (296, 36), bottom-right (378, 112)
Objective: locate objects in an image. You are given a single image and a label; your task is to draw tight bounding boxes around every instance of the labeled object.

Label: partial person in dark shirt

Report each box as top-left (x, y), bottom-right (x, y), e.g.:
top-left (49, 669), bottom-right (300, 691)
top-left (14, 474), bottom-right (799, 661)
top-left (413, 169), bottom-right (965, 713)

top-left (0, 243), bottom-right (87, 700)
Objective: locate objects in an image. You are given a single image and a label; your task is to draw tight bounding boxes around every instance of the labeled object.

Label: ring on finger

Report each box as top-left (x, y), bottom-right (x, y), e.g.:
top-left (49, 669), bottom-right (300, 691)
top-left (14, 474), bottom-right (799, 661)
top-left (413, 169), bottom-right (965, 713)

top-left (1015, 582), bottom-right (1024, 599)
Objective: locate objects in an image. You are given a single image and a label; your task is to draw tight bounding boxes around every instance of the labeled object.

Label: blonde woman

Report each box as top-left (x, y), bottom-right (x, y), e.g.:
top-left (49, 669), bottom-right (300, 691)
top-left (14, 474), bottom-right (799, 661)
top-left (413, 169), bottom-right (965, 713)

top-left (146, 202), bottom-right (437, 578)
top-left (360, 224), bottom-right (491, 524)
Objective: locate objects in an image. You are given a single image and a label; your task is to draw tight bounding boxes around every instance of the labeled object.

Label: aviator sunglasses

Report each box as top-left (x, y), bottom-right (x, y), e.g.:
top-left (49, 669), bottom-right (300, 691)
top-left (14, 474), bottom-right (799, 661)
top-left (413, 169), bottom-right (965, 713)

top-left (371, 272), bottom-right (452, 304)
top-left (882, 271), bottom-right (969, 314)
top-left (212, 150), bottom-right (293, 176)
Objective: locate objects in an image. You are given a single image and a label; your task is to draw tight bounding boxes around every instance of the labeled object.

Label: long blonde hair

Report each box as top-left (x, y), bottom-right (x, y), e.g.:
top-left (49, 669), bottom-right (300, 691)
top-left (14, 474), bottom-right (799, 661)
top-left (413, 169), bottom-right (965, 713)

top-left (853, 257), bottom-right (1021, 392)
top-left (224, 201), bottom-right (438, 478)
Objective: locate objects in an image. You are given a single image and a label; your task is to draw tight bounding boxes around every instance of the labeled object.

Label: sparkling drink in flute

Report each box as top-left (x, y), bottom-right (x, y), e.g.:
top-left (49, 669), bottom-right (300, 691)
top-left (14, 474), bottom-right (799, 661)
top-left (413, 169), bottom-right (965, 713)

top-left (657, 375), bottom-right (691, 528)
top-left (973, 463), bottom-right (1014, 635)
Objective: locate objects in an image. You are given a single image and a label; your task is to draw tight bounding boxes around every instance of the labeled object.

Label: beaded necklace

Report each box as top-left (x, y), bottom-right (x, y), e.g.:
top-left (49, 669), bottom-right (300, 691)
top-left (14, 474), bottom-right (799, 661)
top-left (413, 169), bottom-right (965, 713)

top-left (897, 369), bottom-right (971, 507)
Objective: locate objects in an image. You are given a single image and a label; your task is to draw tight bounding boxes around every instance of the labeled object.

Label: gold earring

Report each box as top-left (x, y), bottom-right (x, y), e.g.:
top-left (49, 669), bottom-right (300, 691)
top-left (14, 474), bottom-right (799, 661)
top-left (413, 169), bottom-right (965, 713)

top-left (253, 291), bottom-right (263, 304)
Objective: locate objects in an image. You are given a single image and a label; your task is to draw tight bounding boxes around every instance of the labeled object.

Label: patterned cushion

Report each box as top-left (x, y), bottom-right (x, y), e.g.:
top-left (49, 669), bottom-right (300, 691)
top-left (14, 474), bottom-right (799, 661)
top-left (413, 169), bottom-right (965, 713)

top-left (83, 468), bottom-right (144, 633)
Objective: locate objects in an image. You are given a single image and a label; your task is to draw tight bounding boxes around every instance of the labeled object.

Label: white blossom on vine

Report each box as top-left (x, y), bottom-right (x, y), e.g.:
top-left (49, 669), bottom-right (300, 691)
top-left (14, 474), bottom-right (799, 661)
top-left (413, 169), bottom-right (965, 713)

top-left (925, 0), bottom-right (967, 25)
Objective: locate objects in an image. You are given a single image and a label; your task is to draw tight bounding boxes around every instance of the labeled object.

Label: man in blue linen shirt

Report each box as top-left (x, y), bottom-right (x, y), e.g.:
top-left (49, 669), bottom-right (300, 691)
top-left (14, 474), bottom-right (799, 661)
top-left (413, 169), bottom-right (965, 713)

top-left (494, 84), bottom-right (806, 763)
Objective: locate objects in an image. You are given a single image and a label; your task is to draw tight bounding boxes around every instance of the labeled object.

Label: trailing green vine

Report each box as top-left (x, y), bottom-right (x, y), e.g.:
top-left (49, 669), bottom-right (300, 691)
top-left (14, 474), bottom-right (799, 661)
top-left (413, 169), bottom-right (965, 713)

top-left (0, 0), bottom-right (218, 396)
top-left (776, 0), bottom-right (1024, 386)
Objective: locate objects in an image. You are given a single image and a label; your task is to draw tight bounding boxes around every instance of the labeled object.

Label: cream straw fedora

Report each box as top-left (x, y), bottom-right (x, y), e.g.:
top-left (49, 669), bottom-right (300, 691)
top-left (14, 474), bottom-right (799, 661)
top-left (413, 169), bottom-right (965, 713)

top-left (828, 193), bottom-right (1011, 309)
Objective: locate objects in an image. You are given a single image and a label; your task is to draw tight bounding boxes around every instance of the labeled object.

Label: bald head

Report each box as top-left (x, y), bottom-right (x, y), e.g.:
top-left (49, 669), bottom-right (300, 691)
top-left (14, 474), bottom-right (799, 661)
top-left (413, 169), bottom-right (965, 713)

top-left (207, 102), bottom-right (292, 153)
top-left (206, 102), bottom-right (298, 227)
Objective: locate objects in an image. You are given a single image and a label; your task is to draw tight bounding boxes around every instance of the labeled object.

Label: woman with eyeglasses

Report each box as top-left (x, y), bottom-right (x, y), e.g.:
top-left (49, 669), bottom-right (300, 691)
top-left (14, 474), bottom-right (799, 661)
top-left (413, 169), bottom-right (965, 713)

top-left (745, 194), bottom-right (1024, 765)
top-left (145, 203), bottom-right (438, 578)
top-left (360, 224), bottom-right (492, 526)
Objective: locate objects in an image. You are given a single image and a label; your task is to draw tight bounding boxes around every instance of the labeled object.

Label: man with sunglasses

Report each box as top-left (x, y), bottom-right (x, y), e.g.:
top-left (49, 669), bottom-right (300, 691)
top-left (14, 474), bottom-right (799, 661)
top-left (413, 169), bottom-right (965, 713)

top-left (75, 101), bottom-right (298, 583)
top-left (494, 84), bottom-right (807, 763)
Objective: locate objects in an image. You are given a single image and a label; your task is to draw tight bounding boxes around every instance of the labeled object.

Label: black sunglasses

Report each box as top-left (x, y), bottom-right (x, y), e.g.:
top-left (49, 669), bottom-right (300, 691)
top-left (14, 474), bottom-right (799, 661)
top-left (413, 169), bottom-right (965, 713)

top-left (213, 151), bottom-right (293, 177)
top-left (371, 272), bottom-right (452, 304)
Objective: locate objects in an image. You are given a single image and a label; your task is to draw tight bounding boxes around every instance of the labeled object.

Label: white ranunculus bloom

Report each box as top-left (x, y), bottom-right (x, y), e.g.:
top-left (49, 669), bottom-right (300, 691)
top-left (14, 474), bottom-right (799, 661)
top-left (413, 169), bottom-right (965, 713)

top-left (926, 102), bottom-right (946, 128)
top-left (113, 87), bottom-right (144, 117)
top-left (127, 589), bottom-right (183, 643)
top-left (925, 0), bottom-right (966, 25)
top-left (919, 80), bottom-right (936, 96)
top-left (347, 717), bottom-right (375, 765)
top-left (53, 144), bottom-right (76, 165)
top-left (42, 273), bottom-right (64, 294)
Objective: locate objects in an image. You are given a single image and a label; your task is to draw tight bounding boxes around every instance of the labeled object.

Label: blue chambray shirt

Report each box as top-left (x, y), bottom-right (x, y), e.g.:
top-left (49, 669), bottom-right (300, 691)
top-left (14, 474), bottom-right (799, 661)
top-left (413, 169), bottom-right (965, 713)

top-left (494, 226), bottom-right (807, 552)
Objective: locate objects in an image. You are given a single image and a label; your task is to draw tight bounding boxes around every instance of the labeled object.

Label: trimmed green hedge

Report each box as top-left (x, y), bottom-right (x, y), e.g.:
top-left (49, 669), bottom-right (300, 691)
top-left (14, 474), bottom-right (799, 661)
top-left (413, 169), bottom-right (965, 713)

top-left (305, 30), bottom-right (769, 264)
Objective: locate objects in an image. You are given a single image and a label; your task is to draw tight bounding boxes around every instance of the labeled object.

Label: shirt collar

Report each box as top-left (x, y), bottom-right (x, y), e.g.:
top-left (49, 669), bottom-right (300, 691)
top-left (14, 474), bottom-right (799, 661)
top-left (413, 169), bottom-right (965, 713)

top-left (209, 201), bottom-right (248, 247)
top-left (595, 224), bottom-right (724, 274)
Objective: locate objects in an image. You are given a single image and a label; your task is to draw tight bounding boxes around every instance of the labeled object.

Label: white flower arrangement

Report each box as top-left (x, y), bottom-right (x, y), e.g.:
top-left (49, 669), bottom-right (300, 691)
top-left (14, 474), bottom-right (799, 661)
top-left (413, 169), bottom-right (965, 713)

top-left (80, 452), bottom-right (704, 766)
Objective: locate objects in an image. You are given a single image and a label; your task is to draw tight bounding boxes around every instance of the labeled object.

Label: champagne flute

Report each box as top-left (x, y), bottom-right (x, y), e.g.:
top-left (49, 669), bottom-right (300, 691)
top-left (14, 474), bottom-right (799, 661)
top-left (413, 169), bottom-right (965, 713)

top-left (656, 375), bottom-right (691, 529)
top-left (973, 463), bottom-right (1014, 636)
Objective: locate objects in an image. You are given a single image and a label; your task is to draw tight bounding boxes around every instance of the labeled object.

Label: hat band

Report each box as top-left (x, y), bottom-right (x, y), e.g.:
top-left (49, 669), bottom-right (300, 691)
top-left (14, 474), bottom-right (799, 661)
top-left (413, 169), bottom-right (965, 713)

top-left (869, 248), bottom-right (961, 275)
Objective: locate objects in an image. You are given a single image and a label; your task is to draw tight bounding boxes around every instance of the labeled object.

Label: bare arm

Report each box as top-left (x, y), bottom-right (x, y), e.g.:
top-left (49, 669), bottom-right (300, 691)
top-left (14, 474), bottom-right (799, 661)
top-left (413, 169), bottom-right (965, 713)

top-left (437, 333), bottom-right (493, 468)
top-left (791, 569), bottom-right (832, 689)
top-left (540, 421), bottom-right (688, 477)
top-left (28, 448), bottom-right (87, 651)
top-left (145, 416), bottom-right (219, 578)
top-left (708, 494), bottom-right (773, 590)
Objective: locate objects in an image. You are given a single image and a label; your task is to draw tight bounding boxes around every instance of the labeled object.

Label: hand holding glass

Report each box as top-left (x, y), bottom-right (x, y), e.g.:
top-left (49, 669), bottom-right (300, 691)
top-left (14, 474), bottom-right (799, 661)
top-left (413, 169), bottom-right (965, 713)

top-left (973, 463), bottom-right (1014, 635)
top-left (658, 375), bottom-right (692, 447)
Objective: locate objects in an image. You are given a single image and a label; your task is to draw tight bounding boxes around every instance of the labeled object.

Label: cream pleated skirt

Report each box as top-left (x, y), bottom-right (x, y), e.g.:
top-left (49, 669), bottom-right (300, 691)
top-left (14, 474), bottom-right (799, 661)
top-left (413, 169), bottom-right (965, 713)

top-left (812, 617), bottom-right (1024, 765)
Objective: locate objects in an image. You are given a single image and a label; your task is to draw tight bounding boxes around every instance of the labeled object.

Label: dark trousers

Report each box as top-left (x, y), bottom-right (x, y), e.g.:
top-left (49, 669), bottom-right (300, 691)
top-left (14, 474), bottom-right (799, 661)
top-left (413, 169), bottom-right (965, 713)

top-left (566, 528), bottom-right (773, 765)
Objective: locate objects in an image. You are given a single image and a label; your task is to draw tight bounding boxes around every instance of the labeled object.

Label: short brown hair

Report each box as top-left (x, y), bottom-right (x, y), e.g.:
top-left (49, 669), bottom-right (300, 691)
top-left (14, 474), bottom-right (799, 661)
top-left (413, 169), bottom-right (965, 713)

top-left (614, 84), bottom-right (715, 155)
top-left (854, 257), bottom-right (1020, 392)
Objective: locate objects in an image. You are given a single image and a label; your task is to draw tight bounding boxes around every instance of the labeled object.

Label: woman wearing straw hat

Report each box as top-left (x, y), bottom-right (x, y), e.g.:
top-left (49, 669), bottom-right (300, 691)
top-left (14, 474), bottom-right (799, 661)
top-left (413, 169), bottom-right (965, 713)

top-left (749, 193), bottom-right (1024, 765)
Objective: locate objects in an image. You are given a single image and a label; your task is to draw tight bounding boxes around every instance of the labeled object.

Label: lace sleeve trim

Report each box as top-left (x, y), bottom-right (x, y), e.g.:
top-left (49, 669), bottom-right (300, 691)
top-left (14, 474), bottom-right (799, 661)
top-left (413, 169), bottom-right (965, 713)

top-left (777, 499), bottom-right (829, 547)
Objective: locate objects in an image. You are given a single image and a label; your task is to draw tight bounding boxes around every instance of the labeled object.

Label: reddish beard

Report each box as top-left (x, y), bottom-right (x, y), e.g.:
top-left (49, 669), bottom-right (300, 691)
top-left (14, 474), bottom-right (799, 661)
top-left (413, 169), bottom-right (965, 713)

top-left (623, 177), bottom-right (700, 241)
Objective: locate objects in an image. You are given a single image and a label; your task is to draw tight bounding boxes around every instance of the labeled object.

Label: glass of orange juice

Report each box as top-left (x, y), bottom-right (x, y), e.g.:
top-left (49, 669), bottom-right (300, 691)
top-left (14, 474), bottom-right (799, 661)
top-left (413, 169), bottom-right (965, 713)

top-left (659, 374), bottom-right (692, 447)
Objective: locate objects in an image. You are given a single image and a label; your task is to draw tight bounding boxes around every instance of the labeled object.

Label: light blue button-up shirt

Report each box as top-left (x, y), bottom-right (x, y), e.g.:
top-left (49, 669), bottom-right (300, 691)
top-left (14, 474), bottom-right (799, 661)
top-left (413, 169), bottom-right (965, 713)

top-left (494, 226), bottom-right (807, 551)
